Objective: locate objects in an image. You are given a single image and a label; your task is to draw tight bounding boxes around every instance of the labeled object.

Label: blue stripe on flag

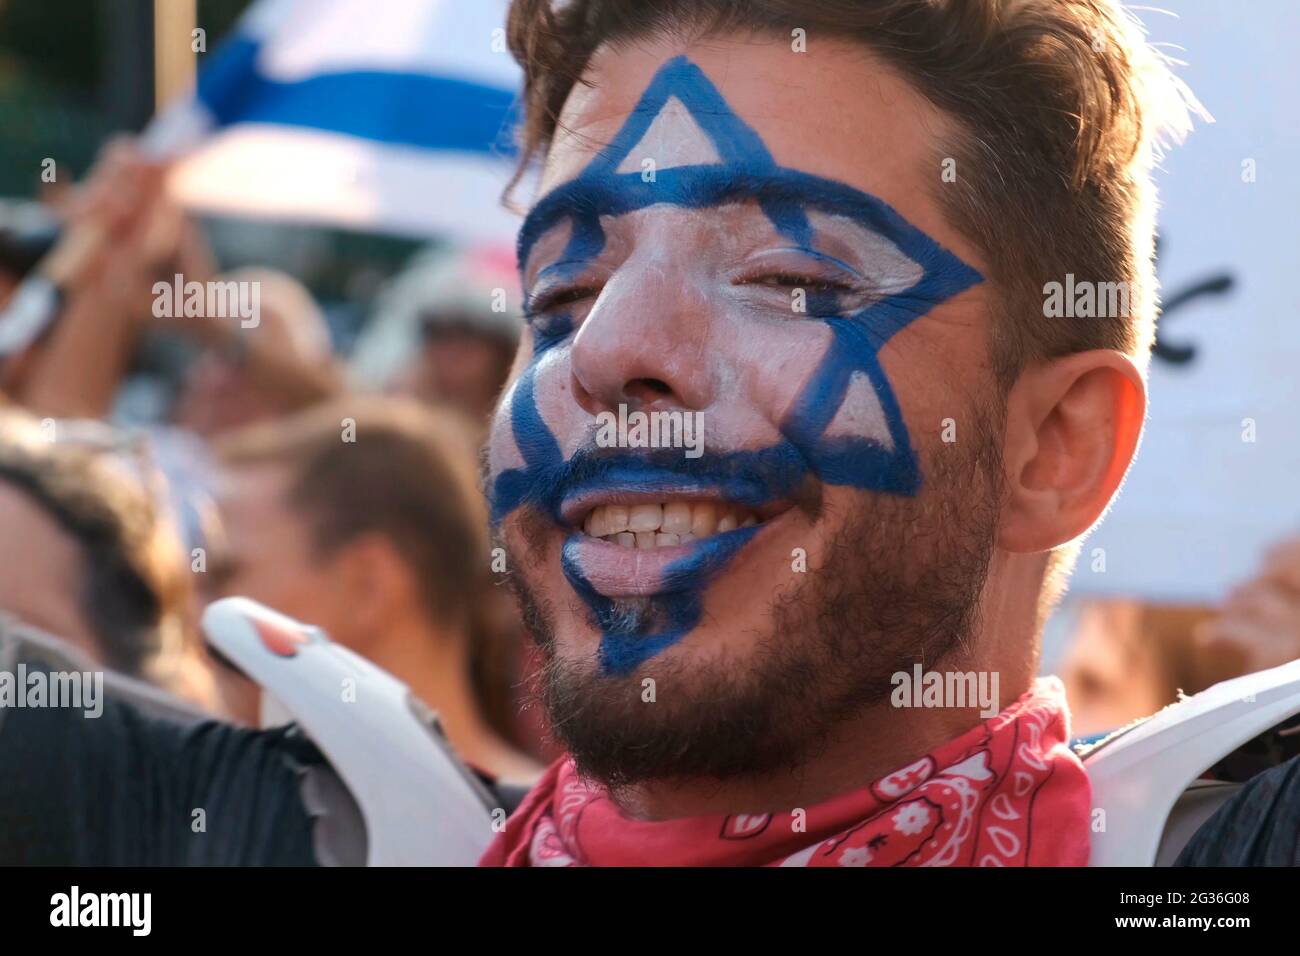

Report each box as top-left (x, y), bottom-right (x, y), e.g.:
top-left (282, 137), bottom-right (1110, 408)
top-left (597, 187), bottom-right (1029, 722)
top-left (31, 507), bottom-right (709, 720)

top-left (197, 36), bottom-right (518, 156)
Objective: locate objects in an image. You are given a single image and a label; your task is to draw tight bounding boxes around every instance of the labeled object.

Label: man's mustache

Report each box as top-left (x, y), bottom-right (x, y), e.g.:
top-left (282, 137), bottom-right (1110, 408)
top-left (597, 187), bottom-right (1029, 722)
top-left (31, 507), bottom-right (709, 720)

top-left (492, 442), bottom-right (819, 524)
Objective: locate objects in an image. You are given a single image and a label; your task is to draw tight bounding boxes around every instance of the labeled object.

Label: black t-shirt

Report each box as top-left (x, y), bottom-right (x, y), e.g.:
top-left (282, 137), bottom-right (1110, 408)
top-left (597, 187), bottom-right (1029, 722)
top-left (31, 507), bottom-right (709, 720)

top-left (1175, 754), bottom-right (1300, 866)
top-left (0, 663), bottom-right (320, 866)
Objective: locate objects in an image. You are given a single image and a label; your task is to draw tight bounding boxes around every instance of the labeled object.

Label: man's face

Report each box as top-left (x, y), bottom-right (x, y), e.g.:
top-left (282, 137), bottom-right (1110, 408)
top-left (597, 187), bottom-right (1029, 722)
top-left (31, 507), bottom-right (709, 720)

top-left (210, 464), bottom-right (348, 636)
top-left (392, 329), bottom-right (511, 419)
top-left (172, 356), bottom-right (289, 438)
top-left (487, 36), bottom-right (1003, 785)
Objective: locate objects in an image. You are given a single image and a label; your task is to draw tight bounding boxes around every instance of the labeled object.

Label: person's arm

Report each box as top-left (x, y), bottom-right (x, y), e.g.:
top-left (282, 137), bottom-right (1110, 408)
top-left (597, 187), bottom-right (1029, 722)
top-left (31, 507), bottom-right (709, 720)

top-left (6, 143), bottom-right (181, 419)
top-left (14, 280), bottom-right (144, 420)
top-left (0, 623), bottom-right (325, 866)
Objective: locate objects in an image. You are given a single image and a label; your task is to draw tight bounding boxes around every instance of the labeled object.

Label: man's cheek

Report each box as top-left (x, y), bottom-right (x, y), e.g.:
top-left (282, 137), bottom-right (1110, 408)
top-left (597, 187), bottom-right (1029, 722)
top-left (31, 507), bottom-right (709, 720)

top-left (485, 401), bottom-right (526, 518)
top-left (498, 345), bottom-right (585, 466)
top-left (499, 504), bottom-right (557, 571)
top-left (753, 318), bottom-right (835, 424)
top-left (486, 398), bottom-right (526, 476)
top-left (531, 351), bottom-right (592, 460)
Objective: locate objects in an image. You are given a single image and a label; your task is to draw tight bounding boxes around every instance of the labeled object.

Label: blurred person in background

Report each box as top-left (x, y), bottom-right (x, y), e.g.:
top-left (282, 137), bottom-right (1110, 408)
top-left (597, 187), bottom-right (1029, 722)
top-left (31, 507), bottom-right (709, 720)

top-left (348, 244), bottom-right (549, 759)
top-left (170, 266), bottom-right (339, 439)
top-left (0, 142), bottom-right (346, 601)
top-left (0, 411), bottom-right (216, 707)
top-left (1060, 600), bottom-right (1216, 738)
top-left (350, 245), bottom-right (521, 433)
top-left (1195, 537), bottom-right (1300, 676)
top-left (207, 395), bottom-right (540, 782)
top-left (0, 142), bottom-right (203, 418)
top-left (0, 141), bottom-right (342, 427)
top-left (1062, 538), bottom-right (1300, 739)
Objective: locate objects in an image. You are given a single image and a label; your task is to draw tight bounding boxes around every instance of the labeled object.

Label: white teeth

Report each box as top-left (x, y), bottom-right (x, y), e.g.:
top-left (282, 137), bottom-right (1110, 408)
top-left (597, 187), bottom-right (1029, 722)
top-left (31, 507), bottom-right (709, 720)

top-left (628, 503), bottom-right (663, 533)
top-left (662, 502), bottom-right (692, 535)
top-left (691, 502), bottom-right (716, 538)
top-left (585, 501), bottom-right (760, 547)
top-left (605, 505), bottom-right (629, 535)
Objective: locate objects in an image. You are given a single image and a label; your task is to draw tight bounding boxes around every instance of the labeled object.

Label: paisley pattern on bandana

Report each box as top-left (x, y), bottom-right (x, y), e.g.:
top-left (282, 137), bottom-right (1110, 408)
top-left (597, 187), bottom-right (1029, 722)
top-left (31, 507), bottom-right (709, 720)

top-left (480, 678), bottom-right (1091, 867)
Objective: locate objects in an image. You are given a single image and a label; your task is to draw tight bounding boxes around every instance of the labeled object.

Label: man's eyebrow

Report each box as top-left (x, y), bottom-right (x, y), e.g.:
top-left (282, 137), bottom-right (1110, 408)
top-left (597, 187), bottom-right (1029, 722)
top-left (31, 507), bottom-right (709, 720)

top-left (518, 221), bottom-right (573, 285)
top-left (517, 164), bottom-right (962, 289)
top-left (523, 168), bottom-right (821, 228)
top-left (518, 177), bottom-right (620, 271)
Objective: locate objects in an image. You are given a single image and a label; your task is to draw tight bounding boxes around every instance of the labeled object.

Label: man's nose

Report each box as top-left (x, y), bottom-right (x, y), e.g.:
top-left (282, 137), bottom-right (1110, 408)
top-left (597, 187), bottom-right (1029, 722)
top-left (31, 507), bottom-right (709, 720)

top-left (567, 272), bottom-right (715, 416)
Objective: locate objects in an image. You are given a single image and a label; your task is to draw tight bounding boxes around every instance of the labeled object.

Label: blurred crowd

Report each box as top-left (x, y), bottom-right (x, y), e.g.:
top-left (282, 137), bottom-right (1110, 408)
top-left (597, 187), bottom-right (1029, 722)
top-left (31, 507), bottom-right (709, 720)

top-left (1, 139), bottom-right (1298, 780)
top-left (0, 142), bottom-right (546, 781)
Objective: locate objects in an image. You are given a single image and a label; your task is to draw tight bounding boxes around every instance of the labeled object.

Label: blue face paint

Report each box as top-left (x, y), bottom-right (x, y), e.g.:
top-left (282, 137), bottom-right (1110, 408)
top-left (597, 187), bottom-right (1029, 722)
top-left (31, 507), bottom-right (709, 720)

top-left (561, 525), bottom-right (760, 674)
top-left (492, 56), bottom-right (983, 675)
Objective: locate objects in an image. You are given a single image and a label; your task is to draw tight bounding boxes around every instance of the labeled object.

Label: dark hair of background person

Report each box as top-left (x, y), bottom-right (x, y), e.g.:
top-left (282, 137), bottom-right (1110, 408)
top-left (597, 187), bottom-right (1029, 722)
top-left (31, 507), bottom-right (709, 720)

top-left (0, 441), bottom-right (175, 676)
top-left (212, 396), bottom-right (519, 742)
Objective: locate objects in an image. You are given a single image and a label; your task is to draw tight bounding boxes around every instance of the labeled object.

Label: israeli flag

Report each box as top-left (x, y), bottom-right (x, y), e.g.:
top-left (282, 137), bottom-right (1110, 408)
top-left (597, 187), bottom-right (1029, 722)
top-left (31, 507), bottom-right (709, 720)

top-left (149, 0), bottom-right (522, 244)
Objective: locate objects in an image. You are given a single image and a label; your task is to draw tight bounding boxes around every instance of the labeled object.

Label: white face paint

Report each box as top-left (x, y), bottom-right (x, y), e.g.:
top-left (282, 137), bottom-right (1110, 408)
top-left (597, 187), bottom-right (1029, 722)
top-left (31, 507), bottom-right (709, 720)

top-left (613, 95), bottom-right (723, 173)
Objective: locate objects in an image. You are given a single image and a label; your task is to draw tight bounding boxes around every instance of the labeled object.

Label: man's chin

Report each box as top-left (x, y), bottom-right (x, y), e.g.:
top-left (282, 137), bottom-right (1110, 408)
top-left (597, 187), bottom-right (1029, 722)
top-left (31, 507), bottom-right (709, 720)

top-left (533, 641), bottom-right (832, 789)
top-left (513, 547), bottom-right (914, 788)
top-left (544, 601), bottom-right (821, 693)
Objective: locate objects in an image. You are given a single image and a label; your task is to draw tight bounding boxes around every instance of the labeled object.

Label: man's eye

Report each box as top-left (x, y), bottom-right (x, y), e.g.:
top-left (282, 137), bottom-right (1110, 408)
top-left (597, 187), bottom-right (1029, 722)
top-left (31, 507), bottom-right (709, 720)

top-left (526, 285), bottom-right (598, 315)
top-left (738, 273), bottom-right (855, 295)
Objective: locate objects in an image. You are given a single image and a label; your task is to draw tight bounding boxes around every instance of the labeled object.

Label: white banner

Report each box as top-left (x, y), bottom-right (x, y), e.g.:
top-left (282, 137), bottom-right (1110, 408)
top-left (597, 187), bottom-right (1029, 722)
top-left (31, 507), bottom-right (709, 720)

top-left (1075, 1), bottom-right (1300, 601)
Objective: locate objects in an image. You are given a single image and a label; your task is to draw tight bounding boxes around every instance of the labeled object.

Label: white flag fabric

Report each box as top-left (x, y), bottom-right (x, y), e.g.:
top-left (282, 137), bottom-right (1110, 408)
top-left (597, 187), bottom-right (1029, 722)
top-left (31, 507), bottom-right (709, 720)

top-left (151, 0), bottom-right (522, 245)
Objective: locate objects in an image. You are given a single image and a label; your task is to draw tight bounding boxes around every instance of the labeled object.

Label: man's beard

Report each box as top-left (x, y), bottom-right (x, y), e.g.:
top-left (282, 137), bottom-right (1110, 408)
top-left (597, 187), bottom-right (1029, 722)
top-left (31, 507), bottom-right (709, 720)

top-left (503, 404), bottom-right (1007, 792)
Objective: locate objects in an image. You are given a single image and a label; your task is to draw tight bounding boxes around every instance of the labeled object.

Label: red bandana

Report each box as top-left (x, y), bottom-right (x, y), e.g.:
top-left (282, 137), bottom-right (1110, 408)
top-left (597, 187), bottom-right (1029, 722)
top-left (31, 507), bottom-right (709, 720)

top-left (480, 678), bottom-right (1090, 867)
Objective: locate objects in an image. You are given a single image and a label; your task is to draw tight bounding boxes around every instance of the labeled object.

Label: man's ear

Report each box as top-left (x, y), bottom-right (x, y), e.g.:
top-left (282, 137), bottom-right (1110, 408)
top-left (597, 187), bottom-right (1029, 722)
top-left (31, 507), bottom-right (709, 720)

top-left (330, 533), bottom-right (418, 643)
top-left (999, 350), bottom-right (1146, 553)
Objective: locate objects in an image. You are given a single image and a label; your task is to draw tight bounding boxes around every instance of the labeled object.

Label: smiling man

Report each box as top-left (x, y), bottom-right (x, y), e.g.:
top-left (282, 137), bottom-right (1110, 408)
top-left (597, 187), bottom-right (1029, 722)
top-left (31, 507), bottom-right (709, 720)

top-left (480, 0), bottom-right (1198, 866)
top-left (0, 0), bottom-right (1214, 871)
